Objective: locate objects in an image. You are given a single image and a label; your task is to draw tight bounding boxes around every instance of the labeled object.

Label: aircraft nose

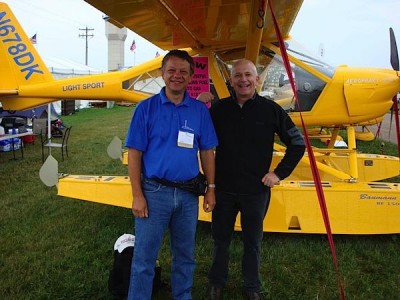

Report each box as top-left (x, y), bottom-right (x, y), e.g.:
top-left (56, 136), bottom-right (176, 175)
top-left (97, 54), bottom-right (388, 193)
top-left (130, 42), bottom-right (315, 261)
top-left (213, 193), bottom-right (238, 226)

top-left (344, 69), bottom-right (399, 121)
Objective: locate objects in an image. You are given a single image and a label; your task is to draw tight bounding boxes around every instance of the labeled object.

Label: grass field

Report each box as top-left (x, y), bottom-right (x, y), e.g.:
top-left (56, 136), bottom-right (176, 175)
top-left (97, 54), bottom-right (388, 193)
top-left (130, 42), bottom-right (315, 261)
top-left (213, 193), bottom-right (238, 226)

top-left (1, 106), bottom-right (400, 300)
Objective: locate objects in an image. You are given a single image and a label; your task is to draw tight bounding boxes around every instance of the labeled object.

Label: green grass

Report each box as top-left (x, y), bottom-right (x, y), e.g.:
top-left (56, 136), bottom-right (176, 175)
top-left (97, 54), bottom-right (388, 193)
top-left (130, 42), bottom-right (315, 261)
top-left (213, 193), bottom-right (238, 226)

top-left (1, 106), bottom-right (400, 299)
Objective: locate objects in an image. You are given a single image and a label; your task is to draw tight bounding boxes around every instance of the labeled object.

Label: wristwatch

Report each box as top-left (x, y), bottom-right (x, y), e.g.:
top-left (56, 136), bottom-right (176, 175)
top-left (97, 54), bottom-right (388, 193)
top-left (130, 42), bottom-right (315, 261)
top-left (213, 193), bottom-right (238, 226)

top-left (207, 183), bottom-right (216, 188)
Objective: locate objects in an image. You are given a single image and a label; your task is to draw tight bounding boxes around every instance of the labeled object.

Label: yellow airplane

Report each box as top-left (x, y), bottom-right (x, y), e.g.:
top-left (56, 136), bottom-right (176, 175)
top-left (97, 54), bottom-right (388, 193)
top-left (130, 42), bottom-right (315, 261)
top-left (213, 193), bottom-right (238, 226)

top-left (1, 1), bottom-right (400, 234)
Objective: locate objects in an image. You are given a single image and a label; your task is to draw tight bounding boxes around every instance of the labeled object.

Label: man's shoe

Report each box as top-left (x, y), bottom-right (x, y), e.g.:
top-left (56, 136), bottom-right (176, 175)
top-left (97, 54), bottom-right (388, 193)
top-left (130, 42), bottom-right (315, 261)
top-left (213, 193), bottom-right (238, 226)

top-left (243, 290), bottom-right (263, 300)
top-left (209, 285), bottom-right (223, 300)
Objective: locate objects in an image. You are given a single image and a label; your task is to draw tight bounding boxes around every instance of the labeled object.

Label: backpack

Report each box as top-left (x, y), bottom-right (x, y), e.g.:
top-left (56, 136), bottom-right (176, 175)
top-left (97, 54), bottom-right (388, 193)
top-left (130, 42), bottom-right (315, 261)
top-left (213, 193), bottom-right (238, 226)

top-left (108, 234), bottom-right (163, 298)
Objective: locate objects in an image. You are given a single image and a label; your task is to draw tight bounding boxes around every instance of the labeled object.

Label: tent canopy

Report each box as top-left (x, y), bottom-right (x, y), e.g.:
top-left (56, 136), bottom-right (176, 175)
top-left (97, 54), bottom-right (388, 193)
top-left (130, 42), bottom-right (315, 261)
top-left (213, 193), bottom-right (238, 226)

top-left (45, 56), bottom-right (102, 78)
top-left (0, 103), bottom-right (59, 120)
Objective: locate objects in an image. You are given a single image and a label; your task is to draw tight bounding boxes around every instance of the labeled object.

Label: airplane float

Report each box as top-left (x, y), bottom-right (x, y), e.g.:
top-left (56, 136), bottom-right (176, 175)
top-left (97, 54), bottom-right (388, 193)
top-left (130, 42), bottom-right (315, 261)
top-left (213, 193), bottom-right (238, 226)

top-left (1, 0), bottom-right (400, 234)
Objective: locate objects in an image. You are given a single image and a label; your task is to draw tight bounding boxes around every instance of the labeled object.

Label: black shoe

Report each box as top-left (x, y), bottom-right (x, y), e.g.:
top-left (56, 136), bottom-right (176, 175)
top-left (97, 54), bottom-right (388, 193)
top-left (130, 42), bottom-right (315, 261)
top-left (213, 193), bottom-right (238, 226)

top-left (209, 285), bottom-right (223, 300)
top-left (243, 290), bottom-right (263, 300)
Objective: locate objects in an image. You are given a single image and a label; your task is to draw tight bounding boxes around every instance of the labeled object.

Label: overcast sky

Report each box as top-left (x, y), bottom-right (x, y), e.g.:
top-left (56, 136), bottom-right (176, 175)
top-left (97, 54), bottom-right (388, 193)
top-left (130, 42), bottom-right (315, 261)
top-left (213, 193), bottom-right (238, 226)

top-left (291, 0), bottom-right (400, 69)
top-left (3, 0), bottom-right (400, 71)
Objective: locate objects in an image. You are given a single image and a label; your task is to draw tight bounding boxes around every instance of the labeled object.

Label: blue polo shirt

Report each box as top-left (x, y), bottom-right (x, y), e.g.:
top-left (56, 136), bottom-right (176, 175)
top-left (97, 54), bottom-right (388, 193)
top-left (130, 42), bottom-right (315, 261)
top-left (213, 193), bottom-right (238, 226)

top-left (125, 88), bottom-right (218, 181)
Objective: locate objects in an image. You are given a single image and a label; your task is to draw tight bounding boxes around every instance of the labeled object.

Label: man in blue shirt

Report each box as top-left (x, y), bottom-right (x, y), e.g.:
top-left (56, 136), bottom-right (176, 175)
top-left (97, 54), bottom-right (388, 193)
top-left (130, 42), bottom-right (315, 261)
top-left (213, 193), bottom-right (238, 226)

top-left (125, 50), bottom-right (218, 300)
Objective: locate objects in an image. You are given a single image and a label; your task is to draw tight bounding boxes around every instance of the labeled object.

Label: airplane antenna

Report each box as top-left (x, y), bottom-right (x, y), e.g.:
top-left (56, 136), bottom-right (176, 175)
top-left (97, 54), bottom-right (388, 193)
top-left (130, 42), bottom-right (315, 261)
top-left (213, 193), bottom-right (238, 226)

top-left (79, 27), bottom-right (94, 66)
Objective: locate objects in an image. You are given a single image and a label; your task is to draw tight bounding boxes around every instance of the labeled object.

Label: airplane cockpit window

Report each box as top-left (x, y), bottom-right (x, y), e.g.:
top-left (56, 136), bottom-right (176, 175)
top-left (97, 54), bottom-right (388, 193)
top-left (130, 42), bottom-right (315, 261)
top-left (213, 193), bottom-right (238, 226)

top-left (285, 39), bottom-right (335, 78)
top-left (293, 66), bottom-right (326, 112)
top-left (259, 42), bottom-right (330, 112)
top-left (122, 72), bottom-right (165, 95)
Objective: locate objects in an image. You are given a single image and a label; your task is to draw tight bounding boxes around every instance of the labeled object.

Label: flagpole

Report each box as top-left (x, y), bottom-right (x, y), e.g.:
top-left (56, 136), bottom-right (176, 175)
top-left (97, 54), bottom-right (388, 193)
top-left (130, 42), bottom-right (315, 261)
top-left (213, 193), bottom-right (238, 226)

top-left (130, 38), bottom-right (136, 66)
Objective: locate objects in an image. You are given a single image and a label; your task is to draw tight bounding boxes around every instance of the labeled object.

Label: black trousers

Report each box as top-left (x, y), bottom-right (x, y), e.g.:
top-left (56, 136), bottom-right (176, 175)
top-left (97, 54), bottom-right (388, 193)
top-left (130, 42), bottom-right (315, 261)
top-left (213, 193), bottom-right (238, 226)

top-left (208, 189), bottom-right (270, 292)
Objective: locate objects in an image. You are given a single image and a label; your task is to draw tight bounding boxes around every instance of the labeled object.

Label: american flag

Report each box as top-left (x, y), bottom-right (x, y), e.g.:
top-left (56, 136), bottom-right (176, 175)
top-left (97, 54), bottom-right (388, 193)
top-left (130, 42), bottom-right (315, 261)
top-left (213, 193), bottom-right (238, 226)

top-left (130, 39), bottom-right (136, 52)
top-left (30, 33), bottom-right (37, 44)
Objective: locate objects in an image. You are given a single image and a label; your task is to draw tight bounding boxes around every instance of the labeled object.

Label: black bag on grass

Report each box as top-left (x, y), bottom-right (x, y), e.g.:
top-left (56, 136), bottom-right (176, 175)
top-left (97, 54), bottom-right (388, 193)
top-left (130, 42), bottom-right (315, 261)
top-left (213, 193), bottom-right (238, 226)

top-left (108, 234), bottom-right (163, 298)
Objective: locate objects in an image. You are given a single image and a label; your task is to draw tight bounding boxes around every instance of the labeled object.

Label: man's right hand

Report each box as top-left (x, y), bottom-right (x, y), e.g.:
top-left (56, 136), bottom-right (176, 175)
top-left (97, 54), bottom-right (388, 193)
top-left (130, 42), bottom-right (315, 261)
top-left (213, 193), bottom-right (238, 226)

top-left (197, 92), bottom-right (214, 103)
top-left (132, 195), bottom-right (148, 218)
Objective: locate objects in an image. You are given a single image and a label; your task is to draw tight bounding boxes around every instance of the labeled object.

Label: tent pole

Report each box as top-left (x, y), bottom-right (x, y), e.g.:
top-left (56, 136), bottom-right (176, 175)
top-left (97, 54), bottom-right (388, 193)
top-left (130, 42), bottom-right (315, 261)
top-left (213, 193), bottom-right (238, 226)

top-left (47, 103), bottom-right (52, 155)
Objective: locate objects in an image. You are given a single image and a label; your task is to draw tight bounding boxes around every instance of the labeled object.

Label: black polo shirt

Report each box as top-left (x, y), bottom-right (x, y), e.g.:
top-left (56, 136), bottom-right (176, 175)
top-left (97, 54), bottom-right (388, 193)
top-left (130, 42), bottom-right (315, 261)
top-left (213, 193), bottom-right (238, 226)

top-left (210, 93), bottom-right (305, 194)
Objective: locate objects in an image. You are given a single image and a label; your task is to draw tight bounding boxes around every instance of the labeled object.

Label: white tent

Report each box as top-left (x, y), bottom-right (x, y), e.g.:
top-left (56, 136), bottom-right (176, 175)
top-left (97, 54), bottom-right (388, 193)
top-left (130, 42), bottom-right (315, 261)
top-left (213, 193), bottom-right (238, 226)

top-left (45, 56), bottom-right (101, 77)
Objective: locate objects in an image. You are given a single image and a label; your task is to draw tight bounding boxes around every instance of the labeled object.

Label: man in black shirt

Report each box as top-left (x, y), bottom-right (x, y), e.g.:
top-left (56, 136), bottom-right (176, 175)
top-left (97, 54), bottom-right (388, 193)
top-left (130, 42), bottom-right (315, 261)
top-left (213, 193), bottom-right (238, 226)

top-left (208, 59), bottom-right (305, 300)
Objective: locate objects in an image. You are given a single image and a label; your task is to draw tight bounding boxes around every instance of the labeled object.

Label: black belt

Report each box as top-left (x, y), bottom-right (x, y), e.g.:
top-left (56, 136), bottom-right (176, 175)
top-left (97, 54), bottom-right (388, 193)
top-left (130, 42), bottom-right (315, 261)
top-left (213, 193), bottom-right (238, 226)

top-left (153, 176), bottom-right (197, 189)
top-left (150, 173), bottom-right (207, 196)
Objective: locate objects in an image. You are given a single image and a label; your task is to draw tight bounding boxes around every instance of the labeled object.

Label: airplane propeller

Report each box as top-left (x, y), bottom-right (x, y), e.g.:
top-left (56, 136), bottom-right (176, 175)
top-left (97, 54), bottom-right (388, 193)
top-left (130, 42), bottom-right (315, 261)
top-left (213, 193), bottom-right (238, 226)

top-left (390, 27), bottom-right (399, 71)
top-left (388, 28), bottom-right (400, 152)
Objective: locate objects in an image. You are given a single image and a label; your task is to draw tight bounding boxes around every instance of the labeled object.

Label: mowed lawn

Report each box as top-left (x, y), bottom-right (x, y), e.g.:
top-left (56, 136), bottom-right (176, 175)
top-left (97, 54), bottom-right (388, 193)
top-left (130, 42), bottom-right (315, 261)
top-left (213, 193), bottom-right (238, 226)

top-left (1, 105), bottom-right (400, 300)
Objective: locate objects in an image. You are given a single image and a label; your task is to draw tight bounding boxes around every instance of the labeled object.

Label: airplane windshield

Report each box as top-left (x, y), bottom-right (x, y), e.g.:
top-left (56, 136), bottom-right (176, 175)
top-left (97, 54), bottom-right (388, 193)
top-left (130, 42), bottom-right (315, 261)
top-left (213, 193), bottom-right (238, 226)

top-left (257, 41), bottom-right (332, 112)
top-left (284, 38), bottom-right (335, 78)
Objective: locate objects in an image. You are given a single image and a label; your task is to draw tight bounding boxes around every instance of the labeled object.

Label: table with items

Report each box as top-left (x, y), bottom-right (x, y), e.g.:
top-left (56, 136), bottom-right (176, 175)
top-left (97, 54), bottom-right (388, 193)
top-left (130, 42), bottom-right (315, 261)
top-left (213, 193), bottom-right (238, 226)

top-left (0, 130), bottom-right (32, 159)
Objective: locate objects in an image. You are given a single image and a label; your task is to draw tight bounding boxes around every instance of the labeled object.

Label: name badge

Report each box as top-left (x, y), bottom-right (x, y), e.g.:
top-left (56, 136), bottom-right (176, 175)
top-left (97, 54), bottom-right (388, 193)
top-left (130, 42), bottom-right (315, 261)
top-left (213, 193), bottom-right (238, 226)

top-left (177, 130), bottom-right (194, 148)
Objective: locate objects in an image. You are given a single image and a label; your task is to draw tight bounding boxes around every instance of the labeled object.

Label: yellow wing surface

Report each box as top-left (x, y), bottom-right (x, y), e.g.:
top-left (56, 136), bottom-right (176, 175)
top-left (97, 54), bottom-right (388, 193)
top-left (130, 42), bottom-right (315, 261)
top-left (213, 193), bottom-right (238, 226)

top-left (84, 0), bottom-right (303, 50)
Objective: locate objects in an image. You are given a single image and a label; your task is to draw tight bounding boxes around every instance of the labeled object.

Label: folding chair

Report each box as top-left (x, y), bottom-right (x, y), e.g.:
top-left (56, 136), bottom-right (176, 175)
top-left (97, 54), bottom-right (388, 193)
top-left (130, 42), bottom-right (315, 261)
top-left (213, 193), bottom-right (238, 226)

top-left (42, 126), bottom-right (72, 162)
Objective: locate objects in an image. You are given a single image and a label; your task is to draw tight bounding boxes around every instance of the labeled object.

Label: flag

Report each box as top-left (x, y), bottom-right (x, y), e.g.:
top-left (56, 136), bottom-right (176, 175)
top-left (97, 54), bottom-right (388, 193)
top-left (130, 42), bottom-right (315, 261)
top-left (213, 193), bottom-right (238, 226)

top-left (130, 39), bottom-right (136, 52)
top-left (30, 33), bottom-right (37, 44)
top-left (155, 51), bottom-right (160, 58)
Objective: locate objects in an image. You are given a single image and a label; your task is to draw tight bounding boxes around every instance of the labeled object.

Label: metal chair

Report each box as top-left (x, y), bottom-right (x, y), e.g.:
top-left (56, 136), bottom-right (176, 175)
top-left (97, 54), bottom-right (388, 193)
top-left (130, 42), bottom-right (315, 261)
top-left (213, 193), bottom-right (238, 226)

top-left (41, 126), bottom-right (72, 162)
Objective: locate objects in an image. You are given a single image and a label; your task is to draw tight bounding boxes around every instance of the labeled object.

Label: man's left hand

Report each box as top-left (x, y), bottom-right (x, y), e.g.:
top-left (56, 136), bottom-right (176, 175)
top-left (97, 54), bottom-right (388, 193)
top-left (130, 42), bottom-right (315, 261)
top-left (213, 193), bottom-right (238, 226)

top-left (203, 189), bottom-right (216, 212)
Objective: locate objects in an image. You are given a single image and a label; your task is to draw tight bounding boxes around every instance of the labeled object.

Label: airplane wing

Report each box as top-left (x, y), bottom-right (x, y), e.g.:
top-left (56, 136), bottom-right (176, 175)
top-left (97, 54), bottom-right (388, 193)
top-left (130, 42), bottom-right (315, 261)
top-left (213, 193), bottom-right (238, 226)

top-left (84, 0), bottom-right (303, 51)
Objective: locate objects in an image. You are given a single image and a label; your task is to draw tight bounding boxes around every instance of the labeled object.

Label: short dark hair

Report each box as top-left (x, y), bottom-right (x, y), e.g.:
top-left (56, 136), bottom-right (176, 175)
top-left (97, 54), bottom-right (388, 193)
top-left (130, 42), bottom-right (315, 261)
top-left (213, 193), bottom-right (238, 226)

top-left (161, 50), bottom-right (194, 75)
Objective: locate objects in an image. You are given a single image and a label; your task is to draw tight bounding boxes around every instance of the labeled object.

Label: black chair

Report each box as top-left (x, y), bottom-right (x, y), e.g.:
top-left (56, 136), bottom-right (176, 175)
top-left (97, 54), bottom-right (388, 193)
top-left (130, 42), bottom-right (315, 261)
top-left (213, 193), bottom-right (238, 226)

top-left (41, 126), bottom-right (72, 162)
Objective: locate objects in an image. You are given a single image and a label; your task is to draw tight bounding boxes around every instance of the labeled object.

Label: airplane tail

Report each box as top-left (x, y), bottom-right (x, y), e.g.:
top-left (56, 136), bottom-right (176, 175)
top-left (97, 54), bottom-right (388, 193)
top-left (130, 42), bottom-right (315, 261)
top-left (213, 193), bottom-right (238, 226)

top-left (0, 2), bottom-right (55, 111)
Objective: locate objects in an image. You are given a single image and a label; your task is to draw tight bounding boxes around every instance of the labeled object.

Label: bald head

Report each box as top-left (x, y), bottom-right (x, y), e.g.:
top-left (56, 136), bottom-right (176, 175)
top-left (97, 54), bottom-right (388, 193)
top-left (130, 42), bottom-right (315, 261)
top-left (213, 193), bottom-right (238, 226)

top-left (229, 59), bottom-right (259, 104)
top-left (231, 59), bottom-right (258, 76)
